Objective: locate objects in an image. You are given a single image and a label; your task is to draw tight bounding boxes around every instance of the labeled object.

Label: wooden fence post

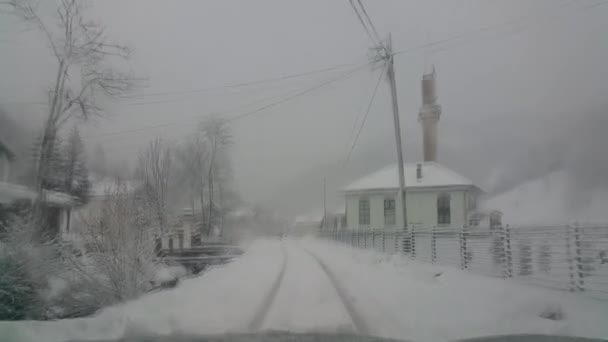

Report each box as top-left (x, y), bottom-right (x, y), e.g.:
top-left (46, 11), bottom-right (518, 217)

top-left (460, 225), bottom-right (468, 270)
top-left (372, 229), bottom-right (376, 250)
top-left (402, 226), bottom-right (408, 254)
top-left (382, 230), bottom-right (386, 253)
top-left (566, 225), bottom-right (577, 292)
top-left (504, 225), bottom-right (513, 278)
top-left (431, 226), bottom-right (437, 264)
top-left (574, 223), bottom-right (585, 292)
top-left (497, 225), bottom-right (507, 278)
top-left (394, 230), bottom-right (399, 254)
top-left (410, 225), bottom-right (416, 259)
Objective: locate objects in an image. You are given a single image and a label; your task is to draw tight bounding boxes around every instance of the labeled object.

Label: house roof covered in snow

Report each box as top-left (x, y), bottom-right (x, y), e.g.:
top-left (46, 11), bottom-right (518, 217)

top-left (0, 181), bottom-right (74, 206)
top-left (344, 162), bottom-right (477, 192)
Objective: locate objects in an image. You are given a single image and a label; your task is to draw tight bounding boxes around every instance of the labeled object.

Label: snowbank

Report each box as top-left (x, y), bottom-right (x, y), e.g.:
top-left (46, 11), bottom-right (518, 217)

top-left (0, 239), bottom-right (284, 342)
top-left (300, 238), bottom-right (608, 342)
top-left (3, 237), bottom-right (607, 342)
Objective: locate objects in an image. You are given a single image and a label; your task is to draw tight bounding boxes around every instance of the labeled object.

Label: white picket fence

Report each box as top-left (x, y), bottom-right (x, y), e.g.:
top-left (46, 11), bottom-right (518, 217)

top-left (318, 224), bottom-right (608, 300)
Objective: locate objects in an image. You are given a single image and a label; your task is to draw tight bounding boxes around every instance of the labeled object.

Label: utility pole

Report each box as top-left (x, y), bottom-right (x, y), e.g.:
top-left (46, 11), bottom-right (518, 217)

top-left (323, 177), bottom-right (327, 231)
top-left (384, 33), bottom-right (408, 241)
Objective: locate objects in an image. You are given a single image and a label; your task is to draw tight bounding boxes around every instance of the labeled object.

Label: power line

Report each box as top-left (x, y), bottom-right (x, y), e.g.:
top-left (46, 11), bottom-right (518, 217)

top-left (356, 0), bottom-right (383, 46)
top-left (3, 60), bottom-right (368, 108)
top-left (392, 0), bottom-right (597, 56)
top-left (228, 61), bottom-right (376, 122)
top-left (348, 0), bottom-right (381, 47)
top-left (87, 85), bottom-right (311, 142)
top-left (119, 61), bottom-right (362, 100)
top-left (87, 61), bottom-right (376, 144)
top-left (344, 62), bottom-right (386, 164)
top-left (94, 62), bottom-right (378, 154)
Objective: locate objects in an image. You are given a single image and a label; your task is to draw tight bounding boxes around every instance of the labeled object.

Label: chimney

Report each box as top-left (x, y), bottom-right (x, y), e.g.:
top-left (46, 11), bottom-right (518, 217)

top-left (418, 66), bottom-right (442, 162)
top-left (416, 163), bottom-right (422, 180)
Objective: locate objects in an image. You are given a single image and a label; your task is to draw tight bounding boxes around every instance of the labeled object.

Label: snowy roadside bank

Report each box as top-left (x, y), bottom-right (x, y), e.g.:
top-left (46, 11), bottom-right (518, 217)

top-left (0, 239), bottom-right (284, 342)
top-left (300, 237), bottom-right (608, 342)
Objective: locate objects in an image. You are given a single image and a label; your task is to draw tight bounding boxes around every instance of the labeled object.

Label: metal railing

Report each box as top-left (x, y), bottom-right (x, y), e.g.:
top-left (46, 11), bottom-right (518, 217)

top-left (318, 224), bottom-right (608, 300)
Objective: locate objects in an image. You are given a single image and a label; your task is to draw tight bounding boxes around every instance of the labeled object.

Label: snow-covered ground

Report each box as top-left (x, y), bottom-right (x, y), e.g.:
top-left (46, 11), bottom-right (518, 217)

top-left (2, 238), bottom-right (608, 342)
top-left (300, 238), bottom-right (608, 341)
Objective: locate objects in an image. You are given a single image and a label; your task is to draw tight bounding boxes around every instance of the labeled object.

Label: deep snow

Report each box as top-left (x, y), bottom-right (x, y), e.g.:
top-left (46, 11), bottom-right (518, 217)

top-left (1, 238), bottom-right (608, 342)
top-left (300, 238), bottom-right (608, 341)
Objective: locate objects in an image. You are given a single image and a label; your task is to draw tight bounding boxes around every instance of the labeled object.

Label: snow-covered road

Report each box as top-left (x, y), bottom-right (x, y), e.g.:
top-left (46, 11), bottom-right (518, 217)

top-left (2, 238), bottom-right (608, 342)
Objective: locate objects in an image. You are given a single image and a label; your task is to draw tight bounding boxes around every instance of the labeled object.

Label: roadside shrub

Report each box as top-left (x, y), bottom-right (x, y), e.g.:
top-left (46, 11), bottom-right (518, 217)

top-left (0, 255), bottom-right (40, 320)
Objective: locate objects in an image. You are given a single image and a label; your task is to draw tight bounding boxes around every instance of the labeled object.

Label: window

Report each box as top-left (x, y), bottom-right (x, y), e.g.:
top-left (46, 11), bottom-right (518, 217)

top-left (358, 198), bottom-right (370, 226)
top-left (384, 198), bottom-right (396, 226)
top-left (468, 193), bottom-right (477, 211)
top-left (437, 193), bottom-right (451, 225)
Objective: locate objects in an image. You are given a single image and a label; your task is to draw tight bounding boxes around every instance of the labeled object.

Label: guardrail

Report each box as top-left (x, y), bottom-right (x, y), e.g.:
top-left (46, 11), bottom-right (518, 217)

top-left (318, 224), bottom-right (608, 300)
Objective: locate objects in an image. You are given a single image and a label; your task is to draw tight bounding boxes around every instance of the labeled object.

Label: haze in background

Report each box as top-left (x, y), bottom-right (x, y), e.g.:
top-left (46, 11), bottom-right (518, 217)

top-left (1, 0), bottom-right (607, 220)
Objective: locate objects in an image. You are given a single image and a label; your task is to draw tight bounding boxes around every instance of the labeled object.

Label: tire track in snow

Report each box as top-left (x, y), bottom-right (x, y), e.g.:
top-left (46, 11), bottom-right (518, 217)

top-left (248, 240), bottom-right (288, 332)
top-left (301, 246), bottom-right (371, 336)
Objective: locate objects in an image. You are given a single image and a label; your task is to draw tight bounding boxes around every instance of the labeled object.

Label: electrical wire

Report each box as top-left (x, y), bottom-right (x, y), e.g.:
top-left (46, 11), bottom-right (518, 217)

top-left (87, 61), bottom-right (377, 147)
top-left (1, 60), bottom-right (367, 107)
top-left (227, 61), bottom-right (375, 122)
top-left (119, 62), bottom-right (361, 100)
top-left (343, 61), bottom-right (386, 165)
top-left (348, 0), bottom-right (381, 47)
top-left (392, 0), bottom-right (600, 56)
top-left (356, 0), bottom-right (383, 46)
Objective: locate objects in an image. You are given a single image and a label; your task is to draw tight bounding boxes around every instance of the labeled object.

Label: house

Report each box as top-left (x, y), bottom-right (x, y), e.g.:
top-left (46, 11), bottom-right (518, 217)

top-left (342, 67), bottom-right (485, 230)
top-left (0, 140), bottom-right (74, 238)
top-left (290, 213), bottom-right (322, 236)
top-left (320, 210), bottom-right (347, 231)
top-left (343, 162), bottom-right (482, 230)
top-left (160, 208), bottom-right (194, 251)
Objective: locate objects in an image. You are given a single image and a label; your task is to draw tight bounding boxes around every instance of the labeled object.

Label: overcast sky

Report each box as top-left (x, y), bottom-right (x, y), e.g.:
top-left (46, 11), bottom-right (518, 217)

top-left (1, 0), bottom-right (608, 217)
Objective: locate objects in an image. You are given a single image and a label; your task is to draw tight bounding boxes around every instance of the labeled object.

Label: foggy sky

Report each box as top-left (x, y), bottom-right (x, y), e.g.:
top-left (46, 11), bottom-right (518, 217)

top-left (1, 0), bottom-right (607, 217)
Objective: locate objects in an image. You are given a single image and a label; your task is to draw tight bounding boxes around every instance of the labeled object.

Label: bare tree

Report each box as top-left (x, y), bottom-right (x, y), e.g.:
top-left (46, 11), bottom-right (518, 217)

top-left (136, 138), bottom-right (173, 234)
top-left (61, 126), bottom-right (90, 232)
top-left (57, 183), bottom-right (157, 315)
top-left (174, 134), bottom-right (209, 236)
top-left (4, 0), bottom-right (134, 218)
top-left (200, 116), bottom-right (231, 236)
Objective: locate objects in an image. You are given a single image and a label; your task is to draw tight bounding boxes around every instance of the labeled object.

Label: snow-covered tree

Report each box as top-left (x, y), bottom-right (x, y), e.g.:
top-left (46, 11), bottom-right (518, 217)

top-left (174, 134), bottom-right (210, 236)
top-left (3, 0), bottom-right (134, 223)
top-left (62, 127), bottom-right (90, 205)
top-left (200, 116), bottom-right (232, 236)
top-left (136, 138), bottom-right (173, 234)
top-left (61, 126), bottom-right (90, 232)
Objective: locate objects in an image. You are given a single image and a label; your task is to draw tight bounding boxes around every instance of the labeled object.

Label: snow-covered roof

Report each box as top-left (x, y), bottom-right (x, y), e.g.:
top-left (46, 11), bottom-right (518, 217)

top-left (344, 162), bottom-right (475, 192)
top-left (0, 181), bottom-right (74, 206)
top-left (294, 212), bottom-right (323, 225)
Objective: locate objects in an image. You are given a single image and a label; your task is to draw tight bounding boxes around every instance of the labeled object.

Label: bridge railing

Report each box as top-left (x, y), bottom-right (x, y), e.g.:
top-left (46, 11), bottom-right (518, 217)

top-left (318, 224), bottom-right (608, 300)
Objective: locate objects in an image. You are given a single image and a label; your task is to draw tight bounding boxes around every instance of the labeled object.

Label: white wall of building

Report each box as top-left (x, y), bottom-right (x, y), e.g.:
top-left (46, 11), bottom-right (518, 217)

top-left (345, 187), bottom-right (476, 230)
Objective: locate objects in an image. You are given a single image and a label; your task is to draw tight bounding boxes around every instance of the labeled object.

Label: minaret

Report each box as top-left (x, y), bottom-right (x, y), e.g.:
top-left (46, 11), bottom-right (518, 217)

top-left (418, 66), bottom-right (442, 162)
